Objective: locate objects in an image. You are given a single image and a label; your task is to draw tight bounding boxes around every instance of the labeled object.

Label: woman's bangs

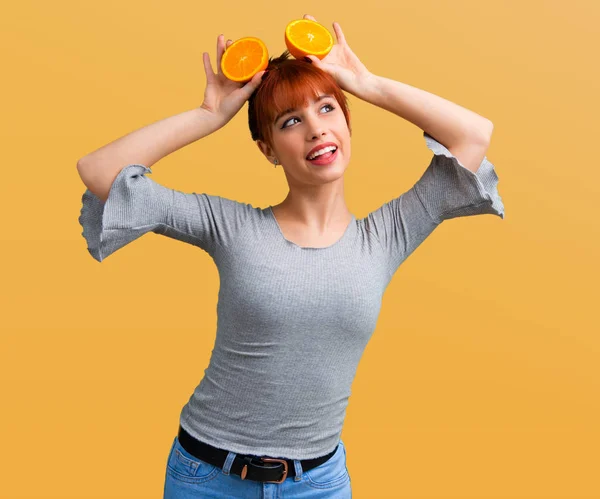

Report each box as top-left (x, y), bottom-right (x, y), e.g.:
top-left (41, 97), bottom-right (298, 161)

top-left (268, 75), bottom-right (335, 127)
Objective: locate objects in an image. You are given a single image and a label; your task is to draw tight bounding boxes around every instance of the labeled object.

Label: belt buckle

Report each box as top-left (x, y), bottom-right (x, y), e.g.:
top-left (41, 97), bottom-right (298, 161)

top-left (260, 457), bottom-right (288, 483)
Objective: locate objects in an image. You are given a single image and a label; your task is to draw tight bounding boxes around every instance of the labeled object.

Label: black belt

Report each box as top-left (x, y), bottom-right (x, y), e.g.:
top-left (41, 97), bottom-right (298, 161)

top-left (177, 425), bottom-right (338, 483)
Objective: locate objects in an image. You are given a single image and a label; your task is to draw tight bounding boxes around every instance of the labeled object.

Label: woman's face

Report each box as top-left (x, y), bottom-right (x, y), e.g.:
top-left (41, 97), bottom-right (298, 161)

top-left (258, 92), bottom-right (351, 186)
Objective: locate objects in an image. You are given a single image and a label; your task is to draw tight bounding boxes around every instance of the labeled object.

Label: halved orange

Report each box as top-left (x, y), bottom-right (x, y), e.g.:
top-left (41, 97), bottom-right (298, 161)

top-left (221, 37), bottom-right (269, 83)
top-left (284, 19), bottom-right (334, 60)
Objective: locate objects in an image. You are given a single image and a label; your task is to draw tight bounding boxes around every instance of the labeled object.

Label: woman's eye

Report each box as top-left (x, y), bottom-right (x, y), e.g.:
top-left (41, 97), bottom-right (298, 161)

top-left (281, 104), bottom-right (335, 129)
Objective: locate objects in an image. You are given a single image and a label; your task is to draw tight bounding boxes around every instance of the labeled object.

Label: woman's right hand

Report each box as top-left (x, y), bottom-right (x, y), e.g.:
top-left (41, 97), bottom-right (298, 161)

top-left (199, 34), bottom-right (267, 127)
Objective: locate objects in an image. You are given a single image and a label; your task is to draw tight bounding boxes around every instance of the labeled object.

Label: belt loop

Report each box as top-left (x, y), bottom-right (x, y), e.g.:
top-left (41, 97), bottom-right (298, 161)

top-left (222, 450), bottom-right (237, 475)
top-left (293, 459), bottom-right (303, 482)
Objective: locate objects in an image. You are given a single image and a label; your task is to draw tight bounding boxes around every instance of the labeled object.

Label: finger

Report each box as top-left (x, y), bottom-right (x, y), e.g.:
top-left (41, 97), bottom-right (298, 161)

top-left (305, 55), bottom-right (321, 68)
top-left (239, 70), bottom-right (267, 100)
top-left (303, 14), bottom-right (317, 22)
top-left (216, 34), bottom-right (225, 75)
top-left (202, 52), bottom-right (215, 82)
top-left (332, 22), bottom-right (346, 45)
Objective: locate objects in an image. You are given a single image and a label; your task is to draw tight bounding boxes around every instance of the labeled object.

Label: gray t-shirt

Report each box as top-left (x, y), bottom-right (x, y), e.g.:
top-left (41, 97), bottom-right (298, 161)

top-left (78, 132), bottom-right (504, 459)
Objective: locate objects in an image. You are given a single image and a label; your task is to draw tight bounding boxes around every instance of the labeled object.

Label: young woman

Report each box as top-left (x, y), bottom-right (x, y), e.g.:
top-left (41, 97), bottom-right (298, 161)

top-left (77, 16), bottom-right (504, 499)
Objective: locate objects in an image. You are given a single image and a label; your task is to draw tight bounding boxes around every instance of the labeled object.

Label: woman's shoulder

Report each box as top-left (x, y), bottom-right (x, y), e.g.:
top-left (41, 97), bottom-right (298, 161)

top-left (197, 193), bottom-right (271, 227)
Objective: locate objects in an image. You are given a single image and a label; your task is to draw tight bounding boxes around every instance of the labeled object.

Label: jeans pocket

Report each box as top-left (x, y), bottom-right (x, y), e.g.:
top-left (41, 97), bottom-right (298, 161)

top-left (166, 436), bottom-right (220, 484)
top-left (303, 441), bottom-right (350, 489)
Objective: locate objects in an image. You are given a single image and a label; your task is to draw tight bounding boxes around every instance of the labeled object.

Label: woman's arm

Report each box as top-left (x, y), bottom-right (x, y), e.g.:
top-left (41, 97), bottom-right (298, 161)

top-left (76, 107), bottom-right (223, 202)
top-left (356, 73), bottom-right (493, 171)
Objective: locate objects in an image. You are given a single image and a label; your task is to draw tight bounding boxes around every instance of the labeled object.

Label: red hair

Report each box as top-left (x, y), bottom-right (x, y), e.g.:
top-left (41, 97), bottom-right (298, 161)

top-left (248, 50), bottom-right (352, 151)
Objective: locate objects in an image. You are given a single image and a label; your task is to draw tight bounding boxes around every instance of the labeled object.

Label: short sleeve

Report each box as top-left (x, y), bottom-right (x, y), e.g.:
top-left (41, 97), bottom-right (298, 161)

top-left (417, 131), bottom-right (505, 224)
top-left (78, 164), bottom-right (252, 262)
top-left (365, 181), bottom-right (441, 280)
top-left (364, 132), bottom-right (505, 279)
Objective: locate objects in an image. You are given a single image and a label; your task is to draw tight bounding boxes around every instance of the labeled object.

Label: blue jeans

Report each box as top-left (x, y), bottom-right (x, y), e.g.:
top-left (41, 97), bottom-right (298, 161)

top-left (163, 435), bottom-right (352, 498)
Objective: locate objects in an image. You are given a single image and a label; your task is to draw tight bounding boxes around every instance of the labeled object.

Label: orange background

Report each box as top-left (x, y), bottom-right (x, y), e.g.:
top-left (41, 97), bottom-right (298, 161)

top-left (1, 0), bottom-right (599, 497)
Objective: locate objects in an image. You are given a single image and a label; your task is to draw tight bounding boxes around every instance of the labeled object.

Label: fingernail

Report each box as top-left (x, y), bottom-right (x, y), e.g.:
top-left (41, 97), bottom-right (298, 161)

top-left (303, 56), bottom-right (312, 63)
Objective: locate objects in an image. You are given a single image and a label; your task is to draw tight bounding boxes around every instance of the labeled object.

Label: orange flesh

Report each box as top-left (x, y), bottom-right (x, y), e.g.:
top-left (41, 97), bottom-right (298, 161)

top-left (287, 22), bottom-right (331, 53)
top-left (221, 38), bottom-right (267, 81)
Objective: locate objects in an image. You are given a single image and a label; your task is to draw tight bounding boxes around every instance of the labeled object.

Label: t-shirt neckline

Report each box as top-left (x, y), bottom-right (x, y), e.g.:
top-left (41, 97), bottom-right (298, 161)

top-left (267, 206), bottom-right (356, 250)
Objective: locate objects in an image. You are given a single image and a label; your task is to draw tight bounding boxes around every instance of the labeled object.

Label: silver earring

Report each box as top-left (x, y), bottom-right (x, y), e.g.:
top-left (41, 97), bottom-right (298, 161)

top-left (273, 158), bottom-right (278, 168)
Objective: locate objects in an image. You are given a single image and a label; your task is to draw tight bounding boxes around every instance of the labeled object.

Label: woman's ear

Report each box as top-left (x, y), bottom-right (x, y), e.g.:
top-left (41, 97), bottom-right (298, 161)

top-left (256, 140), bottom-right (266, 155)
top-left (256, 140), bottom-right (274, 160)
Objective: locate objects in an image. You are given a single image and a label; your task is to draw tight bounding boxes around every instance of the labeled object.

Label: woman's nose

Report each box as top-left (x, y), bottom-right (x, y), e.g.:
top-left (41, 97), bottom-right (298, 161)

top-left (304, 115), bottom-right (327, 139)
top-left (307, 123), bottom-right (326, 139)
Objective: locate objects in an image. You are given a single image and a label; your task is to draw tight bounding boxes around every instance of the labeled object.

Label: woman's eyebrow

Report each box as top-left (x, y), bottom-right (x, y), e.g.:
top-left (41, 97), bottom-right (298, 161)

top-left (273, 94), bottom-right (333, 125)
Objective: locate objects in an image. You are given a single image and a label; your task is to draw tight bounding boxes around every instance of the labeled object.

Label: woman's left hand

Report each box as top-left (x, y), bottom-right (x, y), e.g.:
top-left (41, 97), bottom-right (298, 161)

top-left (301, 15), bottom-right (373, 97)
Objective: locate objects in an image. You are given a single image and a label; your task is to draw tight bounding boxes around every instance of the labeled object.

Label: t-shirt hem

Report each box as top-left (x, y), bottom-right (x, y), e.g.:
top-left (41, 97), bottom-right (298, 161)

top-left (179, 418), bottom-right (340, 461)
